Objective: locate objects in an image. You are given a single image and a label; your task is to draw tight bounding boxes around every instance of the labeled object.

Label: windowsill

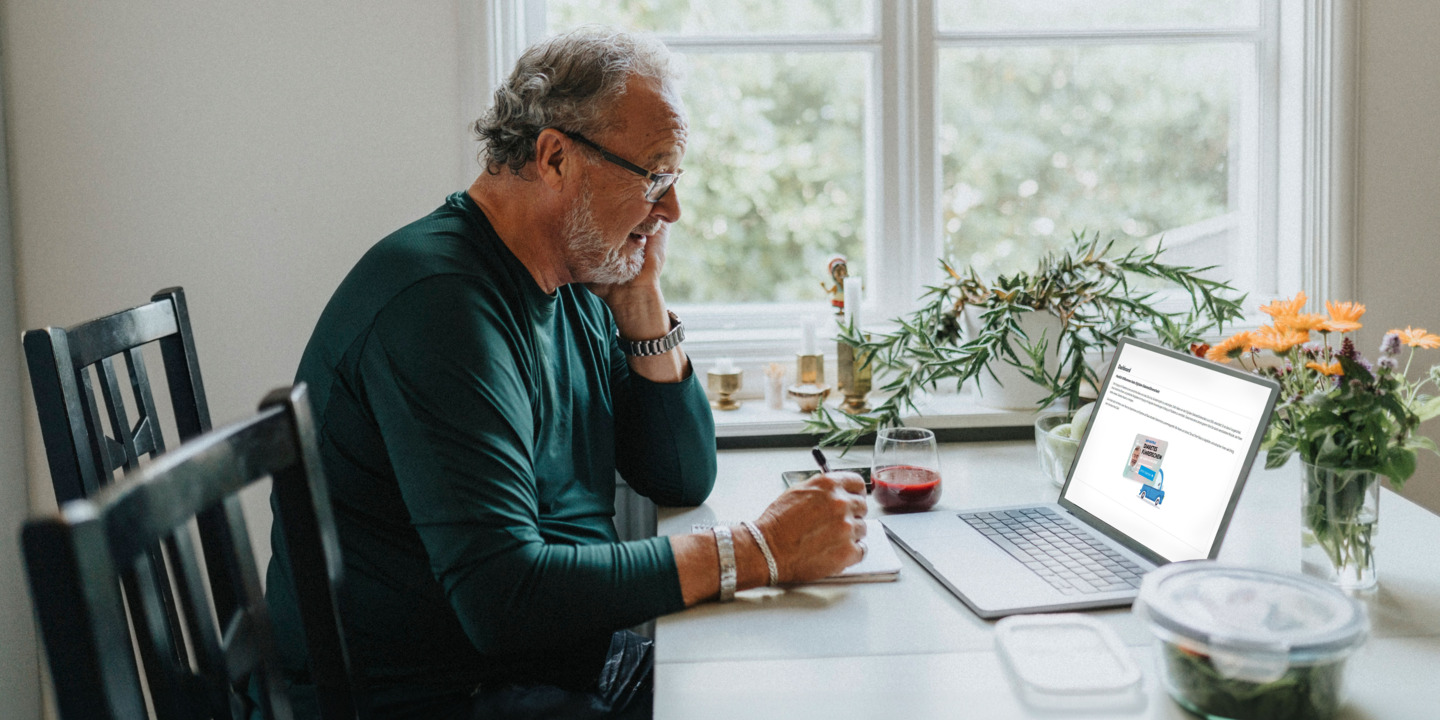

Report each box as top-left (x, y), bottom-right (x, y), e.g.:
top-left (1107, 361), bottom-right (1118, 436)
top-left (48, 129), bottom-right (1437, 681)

top-left (711, 388), bottom-right (1054, 449)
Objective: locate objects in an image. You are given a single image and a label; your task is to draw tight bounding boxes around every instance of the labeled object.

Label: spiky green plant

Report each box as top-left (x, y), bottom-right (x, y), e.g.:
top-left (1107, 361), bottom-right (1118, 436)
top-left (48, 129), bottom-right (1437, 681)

top-left (806, 231), bottom-right (1245, 450)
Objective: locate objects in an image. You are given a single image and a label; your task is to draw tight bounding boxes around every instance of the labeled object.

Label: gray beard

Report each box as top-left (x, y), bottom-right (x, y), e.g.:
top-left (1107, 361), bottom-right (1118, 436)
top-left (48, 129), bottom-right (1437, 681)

top-left (563, 186), bottom-right (645, 285)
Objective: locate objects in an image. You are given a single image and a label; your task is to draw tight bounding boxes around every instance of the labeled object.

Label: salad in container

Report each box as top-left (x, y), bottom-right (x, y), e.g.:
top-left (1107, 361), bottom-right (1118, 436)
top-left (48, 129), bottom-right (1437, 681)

top-left (1133, 561), bottom-right (1368, 720)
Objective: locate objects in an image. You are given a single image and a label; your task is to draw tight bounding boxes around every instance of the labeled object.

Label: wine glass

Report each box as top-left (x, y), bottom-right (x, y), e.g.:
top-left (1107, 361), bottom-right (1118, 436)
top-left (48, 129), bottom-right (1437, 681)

top-left (872, 427), bottom-right (942, 511)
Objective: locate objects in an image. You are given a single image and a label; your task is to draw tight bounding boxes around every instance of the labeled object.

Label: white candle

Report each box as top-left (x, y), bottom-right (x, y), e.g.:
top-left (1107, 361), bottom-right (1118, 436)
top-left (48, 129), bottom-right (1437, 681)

top-left (844, 276), bottom-right (863, 331)
top-left (801, 316), bottom-right (818, 355)
top-left (715, 357), bottom-right (736, 374)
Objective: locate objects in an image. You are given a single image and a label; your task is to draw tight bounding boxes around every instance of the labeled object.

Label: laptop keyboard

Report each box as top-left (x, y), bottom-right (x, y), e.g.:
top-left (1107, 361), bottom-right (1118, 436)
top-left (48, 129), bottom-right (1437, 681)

top-left (959, 508), bottom-right (1146, 595)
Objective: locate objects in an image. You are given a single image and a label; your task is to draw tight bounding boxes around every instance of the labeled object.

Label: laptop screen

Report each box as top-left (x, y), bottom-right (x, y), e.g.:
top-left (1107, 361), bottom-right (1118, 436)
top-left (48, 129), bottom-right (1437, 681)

top-left (1058, 339), bottom-right (1278, 563)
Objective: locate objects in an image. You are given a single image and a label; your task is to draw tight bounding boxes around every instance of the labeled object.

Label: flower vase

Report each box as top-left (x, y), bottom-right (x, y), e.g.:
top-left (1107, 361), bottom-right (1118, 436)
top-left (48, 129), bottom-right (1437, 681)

top-left (1300, 459), bottom-right (1380, 591)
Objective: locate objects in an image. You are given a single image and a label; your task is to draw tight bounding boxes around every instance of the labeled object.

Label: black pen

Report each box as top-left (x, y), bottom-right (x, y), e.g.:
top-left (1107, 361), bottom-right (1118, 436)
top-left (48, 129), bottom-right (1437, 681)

top-left (811, 446), bottom-right (831, 474)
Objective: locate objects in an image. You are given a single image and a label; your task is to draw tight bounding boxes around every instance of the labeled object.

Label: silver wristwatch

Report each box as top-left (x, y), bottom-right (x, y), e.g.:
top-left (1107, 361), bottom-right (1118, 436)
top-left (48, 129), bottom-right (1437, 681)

top-left (619, 310), bottom-right (685, 357)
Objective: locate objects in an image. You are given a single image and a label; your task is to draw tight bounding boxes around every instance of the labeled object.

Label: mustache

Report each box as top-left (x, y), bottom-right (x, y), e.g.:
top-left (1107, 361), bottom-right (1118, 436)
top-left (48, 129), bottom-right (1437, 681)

top-left (631, 221), bottom-right (665, 237)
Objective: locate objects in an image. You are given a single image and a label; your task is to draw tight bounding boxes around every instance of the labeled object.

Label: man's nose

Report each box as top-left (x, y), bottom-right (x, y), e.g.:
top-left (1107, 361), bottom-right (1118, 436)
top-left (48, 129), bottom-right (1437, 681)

top-left (651, 184), bottom-right (681, 224)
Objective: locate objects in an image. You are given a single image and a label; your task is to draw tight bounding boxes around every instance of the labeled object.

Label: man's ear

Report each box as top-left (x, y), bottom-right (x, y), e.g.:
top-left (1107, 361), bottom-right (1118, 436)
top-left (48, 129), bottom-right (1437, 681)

top-left (533, 128), bottom-right (572, 192)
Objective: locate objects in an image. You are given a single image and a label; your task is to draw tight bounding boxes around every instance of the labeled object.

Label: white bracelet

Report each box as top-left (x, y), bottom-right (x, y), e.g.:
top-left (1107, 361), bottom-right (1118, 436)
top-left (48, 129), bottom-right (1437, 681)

top-left (741, 520), bottom-right (780, 587)
top-left (713, 525), bottom-right (737, 602)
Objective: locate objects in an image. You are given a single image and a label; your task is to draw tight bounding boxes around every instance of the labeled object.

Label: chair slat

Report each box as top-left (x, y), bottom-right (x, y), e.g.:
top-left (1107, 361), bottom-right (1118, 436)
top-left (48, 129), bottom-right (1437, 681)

top-left (66, 300), bottom-right (179, 368)
top-left (96, 356), bottom-right (136, 475)
top-left (123, 345), bottom-right (166, 458)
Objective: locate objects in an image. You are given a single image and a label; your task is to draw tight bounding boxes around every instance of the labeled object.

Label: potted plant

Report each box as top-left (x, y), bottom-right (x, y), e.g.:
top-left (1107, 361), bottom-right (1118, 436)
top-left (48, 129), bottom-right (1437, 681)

top-left (806, 231), bottom-right (1245, 450)
top-left (1203, 295), bottom-right (1440, 590)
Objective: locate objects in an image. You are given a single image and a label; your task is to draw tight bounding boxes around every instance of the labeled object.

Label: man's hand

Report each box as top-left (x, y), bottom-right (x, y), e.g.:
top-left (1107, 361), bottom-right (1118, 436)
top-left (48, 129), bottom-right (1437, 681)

top-left (670, 470), bottom-right (867, 605)
top-left (753, 471), bottom-right (869, 583)
top-left (588, 227), bottom-right (687, 383)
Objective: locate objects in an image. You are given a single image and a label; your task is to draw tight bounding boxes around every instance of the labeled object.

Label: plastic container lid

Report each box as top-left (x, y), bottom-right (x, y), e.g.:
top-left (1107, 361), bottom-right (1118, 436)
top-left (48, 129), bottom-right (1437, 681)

top-left (1133, 561), bottom-right (1369, 683)
top-left (995, 613), bottom-right (1142, 698)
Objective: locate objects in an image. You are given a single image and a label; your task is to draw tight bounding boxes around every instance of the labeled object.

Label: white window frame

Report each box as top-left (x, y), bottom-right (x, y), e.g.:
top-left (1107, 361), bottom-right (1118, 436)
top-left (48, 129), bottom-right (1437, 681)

top-left (470, 0), bottom-right (1356, 408)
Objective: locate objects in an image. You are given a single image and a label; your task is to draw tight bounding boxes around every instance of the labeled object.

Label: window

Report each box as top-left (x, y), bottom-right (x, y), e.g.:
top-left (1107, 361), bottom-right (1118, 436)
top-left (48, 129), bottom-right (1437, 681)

top-left (489, 1), bottom-right (1334, 389)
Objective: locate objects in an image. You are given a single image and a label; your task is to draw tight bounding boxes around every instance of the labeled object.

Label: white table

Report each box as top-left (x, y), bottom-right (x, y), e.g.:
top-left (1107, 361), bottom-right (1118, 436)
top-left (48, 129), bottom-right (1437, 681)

top-left (654, 441), bottom-right (1440, 719)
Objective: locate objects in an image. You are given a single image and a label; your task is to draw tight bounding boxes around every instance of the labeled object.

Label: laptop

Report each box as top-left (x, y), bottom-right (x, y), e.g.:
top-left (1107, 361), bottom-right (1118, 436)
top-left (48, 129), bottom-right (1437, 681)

top-left (880, 338), bottom-right (1279, 619)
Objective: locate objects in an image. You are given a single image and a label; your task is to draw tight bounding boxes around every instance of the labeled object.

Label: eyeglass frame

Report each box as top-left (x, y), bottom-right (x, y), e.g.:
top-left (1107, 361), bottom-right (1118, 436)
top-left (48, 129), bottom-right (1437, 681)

top-left (556, 129), bottom-right (683, 203)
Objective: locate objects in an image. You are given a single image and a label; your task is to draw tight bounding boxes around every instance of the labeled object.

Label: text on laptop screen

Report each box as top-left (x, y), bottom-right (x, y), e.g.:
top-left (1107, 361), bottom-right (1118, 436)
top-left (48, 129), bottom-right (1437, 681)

top-left (1059, 342), bottom-right (1274, 562)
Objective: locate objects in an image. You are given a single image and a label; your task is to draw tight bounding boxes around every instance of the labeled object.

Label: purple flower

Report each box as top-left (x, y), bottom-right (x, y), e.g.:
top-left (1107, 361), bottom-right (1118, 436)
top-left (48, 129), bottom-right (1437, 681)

top-left (1382, 332), bottom-right (1402, 356)
top-left (1378, 355), bottom-right (1399, 371)
top-left (1357, 357), bottom-right (1373, 373)
top-left (1340, 337), bottom-right (1357, 360)
top-left (1302, 342), bottom-right (1322, 357)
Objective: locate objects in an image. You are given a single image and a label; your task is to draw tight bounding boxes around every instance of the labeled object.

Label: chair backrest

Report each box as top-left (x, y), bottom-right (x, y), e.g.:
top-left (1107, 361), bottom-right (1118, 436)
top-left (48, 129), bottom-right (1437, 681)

top-left (24, 286), bottom-right (210, 503)
top-left (23, 287), bottom-right (233, 704)
top-left (22, 384), bottom-right (358, 720)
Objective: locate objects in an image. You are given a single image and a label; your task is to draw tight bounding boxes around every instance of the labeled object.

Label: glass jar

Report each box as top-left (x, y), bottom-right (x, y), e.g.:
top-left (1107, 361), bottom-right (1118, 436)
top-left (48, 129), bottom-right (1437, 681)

top-left (1300, 458), bottom-right (1380, 591)
top-left (1034, 411), bottom-right (1080, 488)
top-left (1133, 561), bottom-right (1369, 720)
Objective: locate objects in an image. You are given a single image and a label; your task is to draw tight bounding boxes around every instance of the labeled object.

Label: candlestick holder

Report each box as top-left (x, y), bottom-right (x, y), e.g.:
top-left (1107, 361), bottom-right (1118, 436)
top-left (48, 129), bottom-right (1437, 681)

top-left (788, 351), bottom-right (830, 412)
top-left (836, 336), bottom-right (872, 413)
top-left (707, 367), bottom-right (744, 411)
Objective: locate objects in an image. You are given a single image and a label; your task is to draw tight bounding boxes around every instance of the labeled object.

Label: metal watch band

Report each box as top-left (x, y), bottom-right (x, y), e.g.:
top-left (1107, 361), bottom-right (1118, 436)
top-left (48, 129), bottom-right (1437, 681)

top-left (713, 525), bottom-right (737, 602)
top-left (619, 310), bottom-right (684, 357)
top-left (742, 520), bottom-right (779, 587)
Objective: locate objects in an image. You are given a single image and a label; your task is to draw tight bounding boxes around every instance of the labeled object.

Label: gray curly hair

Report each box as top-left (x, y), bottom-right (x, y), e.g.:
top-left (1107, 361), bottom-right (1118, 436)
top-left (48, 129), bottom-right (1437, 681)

top-left (473, 27), bottom-right (678, 176)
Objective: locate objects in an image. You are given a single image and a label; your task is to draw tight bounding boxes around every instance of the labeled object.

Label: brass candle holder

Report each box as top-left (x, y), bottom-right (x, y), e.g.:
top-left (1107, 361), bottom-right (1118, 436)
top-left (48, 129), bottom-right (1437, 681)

top-left (787, 352), bottom-right (830, 412)
top-left (795, 352), bottom-right (825, 385)
top-left (707, 367), bottom-right (744, 410)
top-left (836, 336), bottom-right (872, 413)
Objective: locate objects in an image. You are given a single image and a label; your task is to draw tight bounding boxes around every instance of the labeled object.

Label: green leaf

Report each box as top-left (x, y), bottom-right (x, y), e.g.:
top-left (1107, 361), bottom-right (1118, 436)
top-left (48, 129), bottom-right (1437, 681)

top-left (1406, 434), bottom-right (1440, 457)
top-left (1378, 446), bottom-right (1418, 487)
top-left (1414, 395), bottom-right (1440, 423)
top-left (1337, 355), bottom-right (1374, 385)
top-left (1265, 440), bottom-right (1296, 470)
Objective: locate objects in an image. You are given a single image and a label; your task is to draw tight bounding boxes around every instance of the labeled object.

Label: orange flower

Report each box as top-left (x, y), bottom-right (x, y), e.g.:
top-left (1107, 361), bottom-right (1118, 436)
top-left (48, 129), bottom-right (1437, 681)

top-left (1205, 331), bottom-right (1257, 363)
top-left (1324, 300), bottom-right (1366, 333)
top-left (1259, 292), bottom-right (1307, 319)
top-left (1253, 325), bottom-right (1310, 353)
top-left (1391, 326), bottom-right (1440, 349)
top-left (1306, 360), bottom-right (1344, 377)
top-left (1277, 313), bottom-right (1328, 333)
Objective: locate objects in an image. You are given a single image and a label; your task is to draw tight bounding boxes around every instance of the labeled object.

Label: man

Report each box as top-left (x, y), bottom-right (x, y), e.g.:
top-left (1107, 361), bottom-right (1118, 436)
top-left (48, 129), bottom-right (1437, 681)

top-left (265, 28), bottom-right (868, 719)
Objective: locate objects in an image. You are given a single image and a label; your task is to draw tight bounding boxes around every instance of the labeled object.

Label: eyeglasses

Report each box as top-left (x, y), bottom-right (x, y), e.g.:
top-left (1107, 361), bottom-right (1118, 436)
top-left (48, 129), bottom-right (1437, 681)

top-left (558, 130), bottom-right (683, 203)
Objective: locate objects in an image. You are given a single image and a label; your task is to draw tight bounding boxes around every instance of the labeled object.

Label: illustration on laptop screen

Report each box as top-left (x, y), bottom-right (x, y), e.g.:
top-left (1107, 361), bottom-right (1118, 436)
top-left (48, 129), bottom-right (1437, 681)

top-left (1058, 341), bottom-right (1275, 562)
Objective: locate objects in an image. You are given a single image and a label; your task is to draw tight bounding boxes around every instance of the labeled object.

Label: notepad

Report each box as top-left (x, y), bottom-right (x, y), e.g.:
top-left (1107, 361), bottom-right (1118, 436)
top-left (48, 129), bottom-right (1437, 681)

top-left (692, 518), bottom-right (901, 584)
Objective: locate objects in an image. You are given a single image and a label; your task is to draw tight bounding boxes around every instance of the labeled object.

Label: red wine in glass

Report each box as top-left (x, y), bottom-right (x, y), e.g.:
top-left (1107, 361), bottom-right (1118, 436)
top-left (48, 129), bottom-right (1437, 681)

top-left (873, 464), bottom-right (942, 511)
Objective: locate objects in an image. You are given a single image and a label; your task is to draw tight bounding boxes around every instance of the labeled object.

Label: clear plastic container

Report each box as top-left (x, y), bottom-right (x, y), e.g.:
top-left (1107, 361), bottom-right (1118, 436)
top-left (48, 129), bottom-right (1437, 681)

top-left (1133, 561), bottom-right (1369, 720)
top-left (994, 613), bottom-right (1143, 711)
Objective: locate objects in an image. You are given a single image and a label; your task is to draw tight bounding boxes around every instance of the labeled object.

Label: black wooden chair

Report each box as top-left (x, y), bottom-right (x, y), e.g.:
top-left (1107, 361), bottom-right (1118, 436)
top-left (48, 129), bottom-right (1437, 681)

top-left (22, 384), bottom-right (358, 720)
top-left (23, 287), bottom-right (238, 705)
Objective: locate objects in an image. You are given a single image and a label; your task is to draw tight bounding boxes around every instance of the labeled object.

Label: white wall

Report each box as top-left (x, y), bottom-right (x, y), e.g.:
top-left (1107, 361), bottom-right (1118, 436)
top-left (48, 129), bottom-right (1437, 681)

top-left (1355, 1), bottom-right (1440, 513)
top-left (0, 36), bottom-right (40, 718)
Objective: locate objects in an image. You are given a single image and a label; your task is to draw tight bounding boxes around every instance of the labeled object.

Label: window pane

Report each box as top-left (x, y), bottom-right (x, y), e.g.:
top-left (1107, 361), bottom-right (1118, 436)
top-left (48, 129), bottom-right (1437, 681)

top-left (937, 44), bottom-right (1244, 282)
top-left (937, 0), bottom-right (1257, 32)
top-left (664, 52), bottom-right (869, 303)
top-left (547, 0), bottom-right (873, 36)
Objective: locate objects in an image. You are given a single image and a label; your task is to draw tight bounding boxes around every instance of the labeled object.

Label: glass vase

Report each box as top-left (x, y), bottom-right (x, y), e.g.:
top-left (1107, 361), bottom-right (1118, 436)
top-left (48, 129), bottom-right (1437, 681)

top-left (1300, 459), bottom-right (1380, 592)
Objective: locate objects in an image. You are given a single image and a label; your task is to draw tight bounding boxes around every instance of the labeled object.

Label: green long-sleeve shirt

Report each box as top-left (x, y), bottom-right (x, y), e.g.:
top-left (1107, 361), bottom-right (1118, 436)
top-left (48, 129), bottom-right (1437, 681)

top-left (265, 191), bottom-right (716, 714)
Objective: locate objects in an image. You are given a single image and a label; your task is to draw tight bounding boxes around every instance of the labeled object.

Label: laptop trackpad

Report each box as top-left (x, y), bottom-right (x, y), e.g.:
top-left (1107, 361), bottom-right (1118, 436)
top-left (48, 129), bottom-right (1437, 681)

top-left (883, 512), bottom-right (1062, 614)
top-left (922, 524), bottom-right (1063, 612)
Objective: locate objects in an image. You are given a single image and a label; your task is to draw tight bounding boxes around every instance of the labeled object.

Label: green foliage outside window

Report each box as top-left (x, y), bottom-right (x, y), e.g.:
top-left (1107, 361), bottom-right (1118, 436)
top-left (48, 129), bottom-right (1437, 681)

top-left (546, 1), bottom-right (1243, 305)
